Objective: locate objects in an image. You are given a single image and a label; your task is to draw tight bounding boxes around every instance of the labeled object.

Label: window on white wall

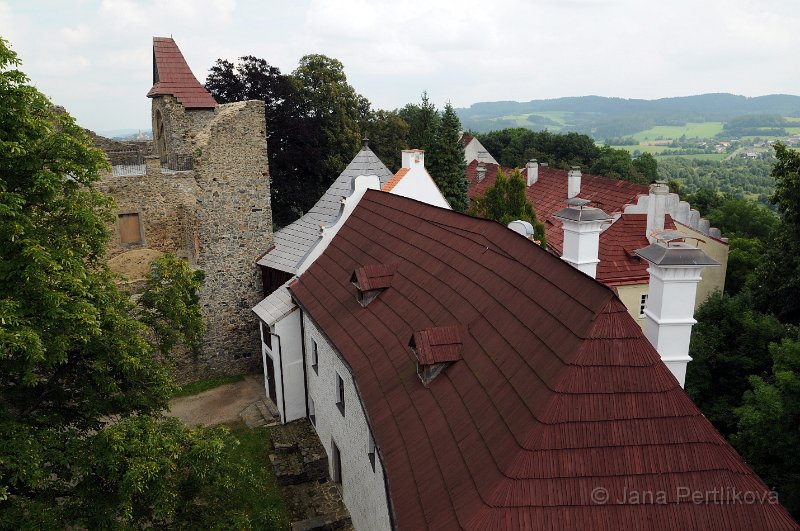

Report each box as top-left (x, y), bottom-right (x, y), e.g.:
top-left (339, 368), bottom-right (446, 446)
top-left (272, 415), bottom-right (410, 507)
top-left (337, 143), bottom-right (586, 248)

top-left (311, 340), bottom-right (318, 373)
top-left (332, 438), bottom-right (342, 485)
top-left (335, 373), bottom-right (345, 416)
top-left (309, 396), bottom-right (316, 426)
top-left (367, 432), bottom-right (376, 472)
top-left (639, 294), bottom-right (649, 318)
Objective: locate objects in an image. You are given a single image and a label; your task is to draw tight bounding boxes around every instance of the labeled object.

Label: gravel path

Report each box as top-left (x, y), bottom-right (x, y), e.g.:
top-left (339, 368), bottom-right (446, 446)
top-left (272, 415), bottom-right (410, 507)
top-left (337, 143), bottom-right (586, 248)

top-left (166, 373), bottom-right (266, 426)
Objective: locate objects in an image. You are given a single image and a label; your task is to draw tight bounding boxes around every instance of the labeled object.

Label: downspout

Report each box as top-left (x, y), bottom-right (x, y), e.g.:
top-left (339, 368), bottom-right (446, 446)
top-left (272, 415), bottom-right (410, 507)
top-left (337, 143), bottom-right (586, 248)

top-left (271, 332), bottom-right (287, 423)
top-left (299, 308), bottom-right (309, 418)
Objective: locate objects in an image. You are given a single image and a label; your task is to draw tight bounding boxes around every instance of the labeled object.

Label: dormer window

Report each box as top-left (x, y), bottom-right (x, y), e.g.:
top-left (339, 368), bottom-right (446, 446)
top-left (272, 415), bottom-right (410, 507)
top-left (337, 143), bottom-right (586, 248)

top-left (410, 325), bottom-right (466, 386)
top-left (351, 264), bottom-right (396, 307)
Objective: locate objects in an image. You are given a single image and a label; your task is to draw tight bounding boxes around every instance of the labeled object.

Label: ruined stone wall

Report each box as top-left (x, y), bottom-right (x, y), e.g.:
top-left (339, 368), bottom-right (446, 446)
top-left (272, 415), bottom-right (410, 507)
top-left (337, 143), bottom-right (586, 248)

top-left (151, 95), bottom-right (215, 158)
top-left (98, 159), bottom-right (199, 260)
top-left (192, 99), bottom-right (273, 376)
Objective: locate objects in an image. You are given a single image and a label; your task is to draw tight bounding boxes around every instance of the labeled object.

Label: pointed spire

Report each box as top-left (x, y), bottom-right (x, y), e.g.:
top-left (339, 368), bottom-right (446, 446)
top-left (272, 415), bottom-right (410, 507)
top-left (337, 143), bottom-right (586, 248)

top-left (362, 135), bottom-right (370, 150)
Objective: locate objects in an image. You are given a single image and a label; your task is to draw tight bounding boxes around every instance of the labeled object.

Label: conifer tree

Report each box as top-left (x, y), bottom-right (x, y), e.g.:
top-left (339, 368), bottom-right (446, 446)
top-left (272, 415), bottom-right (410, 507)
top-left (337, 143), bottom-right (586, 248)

top-left (428, 102), bottom-right (468, 211)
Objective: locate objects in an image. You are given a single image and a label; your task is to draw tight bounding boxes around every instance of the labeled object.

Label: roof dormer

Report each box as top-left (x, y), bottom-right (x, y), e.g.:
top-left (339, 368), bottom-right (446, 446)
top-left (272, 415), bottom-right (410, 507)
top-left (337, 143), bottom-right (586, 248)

top-left (409, 325), bottom-right (465, 386)
top-left (351, 264), bottom-right (396, 307)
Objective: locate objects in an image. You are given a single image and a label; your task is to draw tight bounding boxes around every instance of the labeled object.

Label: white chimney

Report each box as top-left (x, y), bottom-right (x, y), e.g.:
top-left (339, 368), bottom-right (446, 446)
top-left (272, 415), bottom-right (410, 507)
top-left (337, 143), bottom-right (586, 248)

top-left (526, 159), bottom-right (539, 186)
top-left (636, 233), bottom-right (720, 387)
top-left (567, 166), bottom-right (581, 198)
top-left (553, 198), bottom-right (610, 279)
top-left (646, 181), bottom-right (669, 243)
top-left (476, 162), bottom-right (486, 183)
top-left (402, 149), bottom-right (425, 169)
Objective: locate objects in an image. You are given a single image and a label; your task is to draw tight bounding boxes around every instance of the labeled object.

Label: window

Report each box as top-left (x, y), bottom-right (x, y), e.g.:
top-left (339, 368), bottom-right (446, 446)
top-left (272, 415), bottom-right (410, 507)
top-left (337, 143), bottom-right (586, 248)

top-left (309, 397), bottom-right (316, 426)
top-left (118, 213), bottom-right (142, 244)
top-left (331, 439), bottom-right (342, 485)
top-left (311, 340), bottom-right (318, 374)
top-left (335, 373), bottom-right (345, 416)
top-left (367, 433), bottom-right (376, 472)
top-left (639, 294), bottom-right (648, 318)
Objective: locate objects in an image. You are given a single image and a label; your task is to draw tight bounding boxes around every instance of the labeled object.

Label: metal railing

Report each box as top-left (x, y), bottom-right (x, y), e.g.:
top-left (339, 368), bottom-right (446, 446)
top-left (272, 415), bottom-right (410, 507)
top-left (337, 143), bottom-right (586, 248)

top-left (108, 150), bottom-right (145, 176)
top-left (160, 154), bottom-right (193, 172)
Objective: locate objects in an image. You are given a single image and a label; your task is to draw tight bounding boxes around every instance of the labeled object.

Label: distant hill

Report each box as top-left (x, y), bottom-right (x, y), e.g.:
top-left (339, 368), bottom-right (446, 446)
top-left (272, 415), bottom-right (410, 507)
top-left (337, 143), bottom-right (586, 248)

top-left (456, 93), bottom-right (800, 138)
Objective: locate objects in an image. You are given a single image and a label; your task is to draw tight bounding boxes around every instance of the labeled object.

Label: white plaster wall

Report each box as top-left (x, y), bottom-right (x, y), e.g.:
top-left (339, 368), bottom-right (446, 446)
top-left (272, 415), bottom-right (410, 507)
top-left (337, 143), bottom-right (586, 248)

top-left (274, 309), bottom-right (306, 422)
top-left (615, 283), bottom-right (649, 330)
top-left (391, 165), bottom-right (451, 210)
top-left (303, 313), bottom-right (392, 531)
top-left (463, 137), bottom-right (498, 165)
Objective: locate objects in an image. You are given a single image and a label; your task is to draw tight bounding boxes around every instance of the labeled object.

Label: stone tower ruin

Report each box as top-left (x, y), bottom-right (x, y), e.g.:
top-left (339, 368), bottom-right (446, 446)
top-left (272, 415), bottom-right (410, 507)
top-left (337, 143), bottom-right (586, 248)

top-left (99, 37), bottom-right (273, 379)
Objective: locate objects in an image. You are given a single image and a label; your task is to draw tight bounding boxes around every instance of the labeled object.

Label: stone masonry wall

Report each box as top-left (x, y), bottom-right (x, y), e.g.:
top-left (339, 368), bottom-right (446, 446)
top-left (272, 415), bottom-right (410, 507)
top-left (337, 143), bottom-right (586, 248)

top-left (152, 95), bottom-right (215, 158)
top-left (192, 100), bottom-right (273, 376)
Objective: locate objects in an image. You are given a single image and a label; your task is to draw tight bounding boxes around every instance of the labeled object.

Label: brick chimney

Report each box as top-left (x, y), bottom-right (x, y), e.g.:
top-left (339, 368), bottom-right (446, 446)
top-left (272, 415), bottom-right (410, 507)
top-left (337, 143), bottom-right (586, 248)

top-left (553, 198), bottom-right (610, 278)
top-left (636, 232), bottom-right (720, 387)
top-left (646, 181), bottom-right (669, 243)
top-left (526, 159), bottom-right (538, 186)
top-left (567, 166), bottom-right (581, 198)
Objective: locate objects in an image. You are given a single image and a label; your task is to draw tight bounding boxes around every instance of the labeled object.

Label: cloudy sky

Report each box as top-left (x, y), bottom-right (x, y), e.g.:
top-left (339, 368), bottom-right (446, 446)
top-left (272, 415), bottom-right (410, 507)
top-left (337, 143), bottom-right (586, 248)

top-left (2, 0), bottom-right (798, 133)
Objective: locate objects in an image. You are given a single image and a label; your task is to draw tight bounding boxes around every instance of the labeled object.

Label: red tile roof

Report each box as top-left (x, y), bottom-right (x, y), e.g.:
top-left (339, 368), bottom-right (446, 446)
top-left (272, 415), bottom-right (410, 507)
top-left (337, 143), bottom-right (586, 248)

top-left (596, 214), bottom-right (677, 285)
top-left (290, 190), bottom-right (797, 531)
top-left (382, 168), bottom-right (409, 192)
top-left (146, 37), bottom-right (217, 109)
top-left (466, 161), bottom-right (649, 255)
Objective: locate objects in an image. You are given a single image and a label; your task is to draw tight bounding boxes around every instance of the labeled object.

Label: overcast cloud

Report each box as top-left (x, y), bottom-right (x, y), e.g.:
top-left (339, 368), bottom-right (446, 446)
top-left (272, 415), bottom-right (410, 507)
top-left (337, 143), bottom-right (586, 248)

top-left (2, 0), bottom-right (798, 132)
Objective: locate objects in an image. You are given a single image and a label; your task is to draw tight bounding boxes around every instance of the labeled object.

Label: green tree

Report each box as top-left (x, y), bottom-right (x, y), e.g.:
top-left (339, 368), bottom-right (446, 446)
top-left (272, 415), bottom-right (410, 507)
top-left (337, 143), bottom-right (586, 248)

top-left (752, 143), bottom-right (800, 323)
top-left (590, 145), bottom-right (646, 184)
top-left (292, 54), bottom-right (362, 194)
top-left (468, 169), bottom-right (546, 246)
top-left (632, 152), bottom-right (658, 181)
top-left (733, 338), bottom-right (800, 517)
top-left (0, 38), bottom-right (283, 528)
top-left (361, 109), bottom-right (410, 172)
top-left (398, 91), bottom-right (440, 151)
top-left (137, 253), bottom-right (205, 358)
top-left (684, 292), bottom-right (789, 436)
top-left (428, 102), bottom-right (468, 211)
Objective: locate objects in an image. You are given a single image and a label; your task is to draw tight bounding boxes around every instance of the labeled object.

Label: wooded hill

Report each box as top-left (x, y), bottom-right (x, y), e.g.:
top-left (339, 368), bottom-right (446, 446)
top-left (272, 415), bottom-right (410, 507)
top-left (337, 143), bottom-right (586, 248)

top-left (457, 93), bottom-right (800, 137)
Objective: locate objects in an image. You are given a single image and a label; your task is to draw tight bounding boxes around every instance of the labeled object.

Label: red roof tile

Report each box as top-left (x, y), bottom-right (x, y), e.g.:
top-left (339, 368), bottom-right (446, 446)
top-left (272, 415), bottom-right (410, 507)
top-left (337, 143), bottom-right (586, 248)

top-left (466, 161), bottom-right (649, 255)
top-left (596, 214), bottom-right (677, 285)
top-left (290, 190), bottom-right (797, 530)
top-left (382, 168), bottom-right (409, 192)
top-left (146, 37), bottom-right (217, 109)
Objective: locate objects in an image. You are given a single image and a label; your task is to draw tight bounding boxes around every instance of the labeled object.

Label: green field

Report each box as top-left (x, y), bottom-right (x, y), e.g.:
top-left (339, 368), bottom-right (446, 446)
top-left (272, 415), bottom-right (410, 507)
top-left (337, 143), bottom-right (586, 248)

top-left (493, 111), bottom-right (573, 129)
top-left (785, 117), bottom-right (800, 123)
top-left (631, 122), bottom-right (725, 141)
top-left (786, 126), bottom-right (800, 134)
top-left (660, 153), bottom-right (729, 162)
top-left (615, 145), bottom-right (679, 154)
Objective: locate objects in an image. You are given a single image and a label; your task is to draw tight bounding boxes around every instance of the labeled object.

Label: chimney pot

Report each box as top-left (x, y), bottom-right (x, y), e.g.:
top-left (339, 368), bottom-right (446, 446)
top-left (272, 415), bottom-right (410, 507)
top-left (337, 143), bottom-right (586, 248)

top-left (526, 159), bottom-right (538, 186)
top-left (567, 166), bottom-right (582, 198)
top-left (476, 162), bottom-right (486, 183)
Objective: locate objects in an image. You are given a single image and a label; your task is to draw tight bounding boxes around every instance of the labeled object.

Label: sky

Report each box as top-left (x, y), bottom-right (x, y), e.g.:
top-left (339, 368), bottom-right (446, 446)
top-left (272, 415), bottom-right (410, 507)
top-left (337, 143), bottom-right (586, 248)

top-left (2, 0), bottom-right (798, 133)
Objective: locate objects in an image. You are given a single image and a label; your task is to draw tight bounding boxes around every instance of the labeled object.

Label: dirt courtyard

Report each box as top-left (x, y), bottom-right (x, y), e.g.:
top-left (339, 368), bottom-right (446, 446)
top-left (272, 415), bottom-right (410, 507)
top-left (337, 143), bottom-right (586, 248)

top-left (166, 373), bottom-right (266, 426)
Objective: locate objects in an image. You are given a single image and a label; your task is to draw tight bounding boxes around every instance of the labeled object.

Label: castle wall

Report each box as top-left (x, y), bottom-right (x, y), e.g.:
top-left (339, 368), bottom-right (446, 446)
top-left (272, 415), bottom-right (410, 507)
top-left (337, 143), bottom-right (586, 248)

top-left (100, 98), bottom-right (273, 381)
top-left (192, 100), bottom-right (273, 375)
top-left (152, 95), bottom-right (216, 158)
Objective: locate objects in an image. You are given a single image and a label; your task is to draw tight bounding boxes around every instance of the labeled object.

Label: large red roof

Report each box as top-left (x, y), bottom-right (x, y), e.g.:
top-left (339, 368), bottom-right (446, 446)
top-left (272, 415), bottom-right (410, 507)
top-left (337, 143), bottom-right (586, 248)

top-left (146, 37), bottom-right (217, 109)
top-left (466, 161), bottom-right (648, 255)
top-left (290, 190), bottom-right (796, 530)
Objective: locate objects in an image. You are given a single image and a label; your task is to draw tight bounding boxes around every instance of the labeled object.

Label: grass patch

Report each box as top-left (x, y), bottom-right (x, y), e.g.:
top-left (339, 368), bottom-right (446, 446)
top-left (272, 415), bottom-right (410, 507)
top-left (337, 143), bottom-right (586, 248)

top-left (174, 374), bottom-right (246, 398)
top-left (613, 144), bottom-right (680, 154)
top-left (631, 122), bottom-right (724, 141)
top-left (227, 422), bottom-right (290, 529)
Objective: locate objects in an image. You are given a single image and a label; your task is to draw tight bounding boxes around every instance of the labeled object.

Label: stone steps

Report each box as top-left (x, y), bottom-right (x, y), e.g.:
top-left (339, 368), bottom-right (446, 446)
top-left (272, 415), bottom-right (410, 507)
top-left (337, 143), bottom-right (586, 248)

top-left (239, 398), bottom-right (280, 428)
